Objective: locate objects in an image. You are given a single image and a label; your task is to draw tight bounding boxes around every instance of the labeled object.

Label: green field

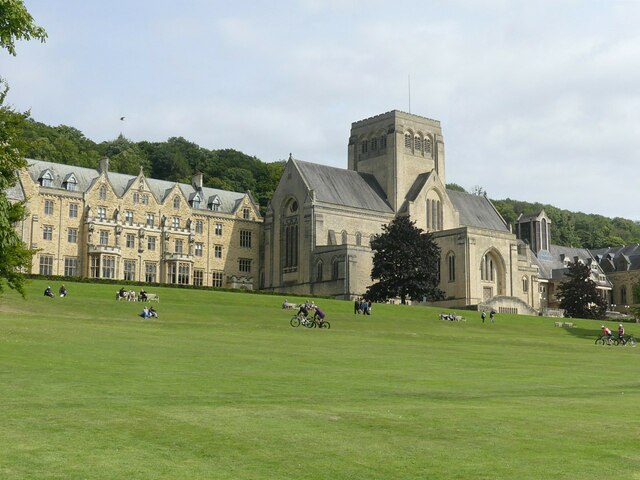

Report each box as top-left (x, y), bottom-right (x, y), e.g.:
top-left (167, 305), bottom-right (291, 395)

top-left (1, 279), bottom-right (639, 479)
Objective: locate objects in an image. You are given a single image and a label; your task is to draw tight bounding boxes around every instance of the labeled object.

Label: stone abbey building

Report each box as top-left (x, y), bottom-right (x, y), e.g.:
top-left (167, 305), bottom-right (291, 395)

top-left (8, 157), bottom-right (262, 289)
top-left (9, 110), bottom-right (618, 314)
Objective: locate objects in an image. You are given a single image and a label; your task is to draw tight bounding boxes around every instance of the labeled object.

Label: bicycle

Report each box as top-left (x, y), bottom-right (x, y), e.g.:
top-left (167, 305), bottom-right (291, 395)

top-left (616, 335), bottom-right (637, 347)
top-left (290, 314), bottom-right (314, 328)
top-left (308, 318), bottom-right (330, 329)
top-left (595, 335), bottom-right (614, 345)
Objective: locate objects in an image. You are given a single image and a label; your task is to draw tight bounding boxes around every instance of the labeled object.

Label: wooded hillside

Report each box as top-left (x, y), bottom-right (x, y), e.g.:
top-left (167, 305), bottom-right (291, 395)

top-left (14, 116), bottom-right (639, 248)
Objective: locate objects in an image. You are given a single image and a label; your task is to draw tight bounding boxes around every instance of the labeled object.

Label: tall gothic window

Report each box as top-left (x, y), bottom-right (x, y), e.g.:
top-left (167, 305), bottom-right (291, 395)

top-left (481, 254), bottom-right (495, 282)
top-left (282, 198), bottom-right (299, 272)
top-left (447, 253), bottom-right (455, 282)
top-left (405, 133), bottom-right (412, 149)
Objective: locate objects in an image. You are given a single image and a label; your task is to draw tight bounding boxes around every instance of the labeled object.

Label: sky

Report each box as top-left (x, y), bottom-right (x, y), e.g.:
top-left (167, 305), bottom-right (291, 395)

top-left (4, 0), bottom-right (639, 220)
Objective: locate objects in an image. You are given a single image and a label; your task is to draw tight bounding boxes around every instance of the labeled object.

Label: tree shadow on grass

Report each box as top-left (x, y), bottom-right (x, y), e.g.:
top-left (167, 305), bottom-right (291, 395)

top-left (563, 326), bottom-right (600, 341)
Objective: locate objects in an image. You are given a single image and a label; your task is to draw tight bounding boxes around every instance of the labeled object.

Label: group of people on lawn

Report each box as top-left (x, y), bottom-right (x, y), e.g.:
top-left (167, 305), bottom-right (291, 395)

top-left (44, 285), bottom-right (67, 298)
top-left (601, 323), bottom-right (628, 345)
top-left (117, 287), bottom-right (148, 302)
top-left (139, 306), bottom-right (158, 319)
top-left (354, 298), bottom-right (372, 315)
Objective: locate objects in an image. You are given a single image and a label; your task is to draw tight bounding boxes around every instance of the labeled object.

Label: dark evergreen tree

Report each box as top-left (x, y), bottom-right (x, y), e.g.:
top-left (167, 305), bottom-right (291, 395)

top-left (556, 261), bottom-right (607, 320)
top-left (365, 215), bottom-right (444, 305)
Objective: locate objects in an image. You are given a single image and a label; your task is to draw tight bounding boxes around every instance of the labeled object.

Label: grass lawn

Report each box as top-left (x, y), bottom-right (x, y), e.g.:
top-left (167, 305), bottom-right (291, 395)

top-left (1, 279), bottom-right (639, 479)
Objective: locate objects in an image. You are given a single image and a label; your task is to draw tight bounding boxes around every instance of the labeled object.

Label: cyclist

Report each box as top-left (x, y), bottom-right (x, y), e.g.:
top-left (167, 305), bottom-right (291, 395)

top-left (601, 325), bottom-right (613, 345)
top-left (618, 323), bottom-right (626, 345)
top-left (297, 302), bottom-right (310, 325)
top-left (313, 306), bottom-right (326, 327)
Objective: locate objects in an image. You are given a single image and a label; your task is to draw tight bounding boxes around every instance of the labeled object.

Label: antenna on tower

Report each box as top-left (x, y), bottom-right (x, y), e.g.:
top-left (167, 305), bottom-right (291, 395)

top-left (408, 75), bottom-right (411, 113)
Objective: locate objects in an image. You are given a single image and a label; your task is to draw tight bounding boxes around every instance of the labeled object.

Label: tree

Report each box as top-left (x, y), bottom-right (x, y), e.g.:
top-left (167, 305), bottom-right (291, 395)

top-left (365, 215), bottom-right (444, 305)
top-left (446, 183), bottom-right (466, 193)
top-left (0, 0), bottom-right (47, 56)
top-left (556, 261), bottom-right (607, 320)
top-left (0, 81), bottom-right (35, 295)
top-left (0, 2), bottom-right (46, 295)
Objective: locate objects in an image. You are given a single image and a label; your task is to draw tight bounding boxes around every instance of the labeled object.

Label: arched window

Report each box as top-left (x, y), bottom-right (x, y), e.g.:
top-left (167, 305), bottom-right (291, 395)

top-left (341, 230), bottom-right (348, 245)
top-left (522, 276), bottom-right (529, 293)
top-left (431, 200), bottom-right (437, 229)
top-left (99, 185), bottom-right (107, 200)
top-left (369, 234), bottom-right (375, 246)
top-left (621, 286), bottom-right (627, 305)
top-left (414, 136), bottom-right (422, 152)
top-left (380, 134), bottom-right (387, 149)
top-left (173, 196), bottom-right (180, 209)
top-left (332, 258), bottom-right (340, 280)
top-left (316, 261), bottom-right (323, 281)
top-left (361, 139), bottom-right (368, 154)
top-left (425, 136), bottom-right (432, 155)
top-left (355, 232), bottom-right (362, 246)
top-left (282, 198), bottom-right (299, 272)
top-left (404, 133), bottom-right (412, 149)
top-left (426, 199), bottom-right (431, 228)
top-left (481, 254), bottom-right (495, 282)
top-left (447, 253), bottom-right (455, 282)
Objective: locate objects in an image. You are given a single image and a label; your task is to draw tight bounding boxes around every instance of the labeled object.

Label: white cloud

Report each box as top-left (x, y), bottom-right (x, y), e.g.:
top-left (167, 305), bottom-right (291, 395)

top-left (4, 0), bottom-right (640, 220)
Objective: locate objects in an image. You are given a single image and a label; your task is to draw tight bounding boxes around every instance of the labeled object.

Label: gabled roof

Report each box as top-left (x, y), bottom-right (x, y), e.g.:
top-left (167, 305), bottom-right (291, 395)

top-left (591, 244), bottom-right (640, 272)
top-left (532, 244), bottom-right (612, 287)
top-left (293, 159), bottom-right (393, 213)
top-left (446, 190), bottom-right (509, 232)
top-left (24, 159), bottom-right (250, 215)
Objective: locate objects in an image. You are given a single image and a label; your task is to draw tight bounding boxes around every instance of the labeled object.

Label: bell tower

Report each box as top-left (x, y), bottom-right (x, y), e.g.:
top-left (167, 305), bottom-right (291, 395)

top-left (347, 110), bottom-right (445, 212)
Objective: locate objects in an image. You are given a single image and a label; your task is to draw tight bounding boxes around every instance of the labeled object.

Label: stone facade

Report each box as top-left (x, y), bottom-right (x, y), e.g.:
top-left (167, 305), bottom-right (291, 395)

top-left (8, 109), bottom-right (629, 314)
top-left (10, 158), bottom-right (262, 288)
top-left (263, 110), bottom-right (545, 313)
top-left (592, 244), bottom-right (640, 311)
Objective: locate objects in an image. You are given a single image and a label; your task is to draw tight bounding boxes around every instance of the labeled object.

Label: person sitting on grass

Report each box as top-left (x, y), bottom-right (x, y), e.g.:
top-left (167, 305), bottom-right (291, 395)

top-left (149, 306), bottom-right (158, 318)
top-left (44, 286), bottom-right (54, 298)
top-left (59, 285), bottom-right (67, 298)
top-left (139, 306), bottom-right (150, 319)
top-left (601, 325), bottom-right (613, 345)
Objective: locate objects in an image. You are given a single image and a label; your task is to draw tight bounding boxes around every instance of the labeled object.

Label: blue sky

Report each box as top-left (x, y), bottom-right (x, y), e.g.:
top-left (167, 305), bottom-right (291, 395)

top-left (4, 0), bottom-right (639, 220)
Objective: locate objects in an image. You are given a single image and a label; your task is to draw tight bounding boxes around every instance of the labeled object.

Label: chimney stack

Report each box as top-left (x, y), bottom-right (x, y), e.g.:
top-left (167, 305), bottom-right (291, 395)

top-left (192, 172), bottom-right (203, 190)
top-left (99, 156), bottom-right (109, 174)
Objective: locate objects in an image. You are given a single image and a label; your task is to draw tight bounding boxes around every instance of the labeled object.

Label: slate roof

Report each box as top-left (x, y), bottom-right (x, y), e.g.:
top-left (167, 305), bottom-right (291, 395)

top-left (293, 159), bottom-right (393, 213)
top-left (446, 190), bottom-right (510, 232)
top-left (591, 244), bottom-right (640, 272)
top-left (24, 159), bottom-right (248, 214)
top-left (532, 244), bottom-right (612, 287)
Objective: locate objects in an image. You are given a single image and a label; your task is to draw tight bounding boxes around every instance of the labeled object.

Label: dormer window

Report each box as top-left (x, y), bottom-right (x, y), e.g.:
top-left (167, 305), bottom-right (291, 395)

top-left (99, 185), bottom-right (107, 200)
top-left (191, 194), bottom-right (202, 209)
top-left (243, 207), bottom-right (250, 220)
top-left (40, 170), bottom-right (54, 187)
top-left (173, 196), bottom-right (180, 209)
top-left (209, 196), bottom-right (221, 212)
top-left (64, 174), bottom-right (77, 191)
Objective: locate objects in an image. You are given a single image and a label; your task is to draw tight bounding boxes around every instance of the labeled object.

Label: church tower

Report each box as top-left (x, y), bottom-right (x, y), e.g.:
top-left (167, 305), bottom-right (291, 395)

top-left (347, 110), bottom-right (445, 212)
top-left (515, 210), bottom-right (551, 254)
